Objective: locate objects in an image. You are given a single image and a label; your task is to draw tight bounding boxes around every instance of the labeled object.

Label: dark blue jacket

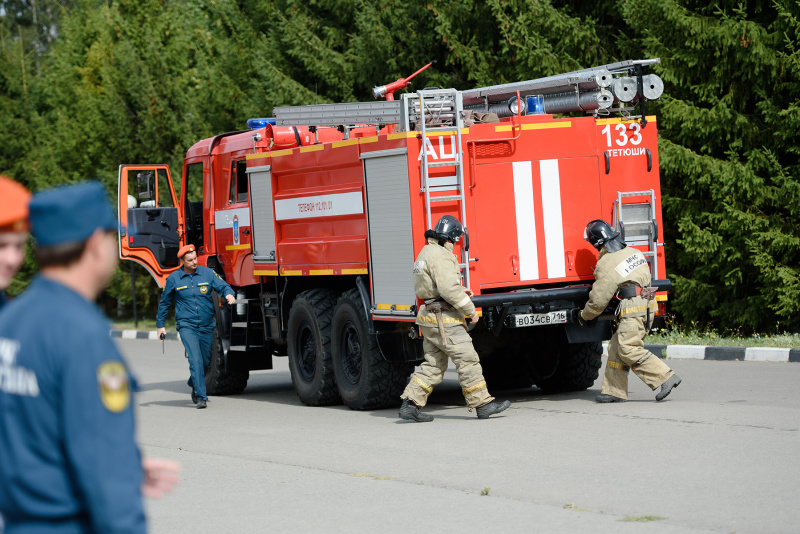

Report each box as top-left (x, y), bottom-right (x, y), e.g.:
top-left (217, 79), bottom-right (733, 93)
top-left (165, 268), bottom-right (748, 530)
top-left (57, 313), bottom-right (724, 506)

top-left (156, 266), bottom-right (234, 330)
top-left (0, 277), bottom-right (145, 533)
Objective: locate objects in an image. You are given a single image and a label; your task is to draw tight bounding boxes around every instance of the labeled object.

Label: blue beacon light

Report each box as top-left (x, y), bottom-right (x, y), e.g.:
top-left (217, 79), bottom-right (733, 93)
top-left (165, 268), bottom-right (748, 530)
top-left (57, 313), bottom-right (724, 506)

top-left (246, 118), bottom-right (276, 130)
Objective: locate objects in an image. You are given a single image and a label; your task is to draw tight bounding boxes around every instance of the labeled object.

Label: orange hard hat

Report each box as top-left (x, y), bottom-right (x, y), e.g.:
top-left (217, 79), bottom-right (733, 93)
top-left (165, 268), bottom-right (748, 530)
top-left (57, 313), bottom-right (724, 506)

top-left (178, 244), bottom-right (195, 258)
top-left (0, 175), bottom-right (31, 232)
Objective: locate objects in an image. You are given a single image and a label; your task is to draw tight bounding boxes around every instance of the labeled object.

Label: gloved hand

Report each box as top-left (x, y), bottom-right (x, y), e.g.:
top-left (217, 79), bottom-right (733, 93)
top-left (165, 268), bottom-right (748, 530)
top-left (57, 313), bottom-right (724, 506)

top-left (574, 310), bottom-right (597, 327)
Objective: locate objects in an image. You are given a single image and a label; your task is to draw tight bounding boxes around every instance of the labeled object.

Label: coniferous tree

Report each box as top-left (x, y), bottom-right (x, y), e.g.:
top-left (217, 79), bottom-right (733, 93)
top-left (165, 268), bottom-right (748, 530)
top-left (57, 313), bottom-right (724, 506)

top-left (2, 0), bottom-right (797, 330)
top-left (618, 0), bottom-right (800, 331)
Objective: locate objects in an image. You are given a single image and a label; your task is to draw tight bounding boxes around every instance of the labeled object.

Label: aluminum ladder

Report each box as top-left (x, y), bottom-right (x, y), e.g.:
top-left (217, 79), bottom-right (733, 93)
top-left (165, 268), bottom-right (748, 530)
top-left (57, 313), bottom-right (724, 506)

top-left (612, 189), bottom-right (659, 279)
top-left (406, 88), bottom-right (471, 288)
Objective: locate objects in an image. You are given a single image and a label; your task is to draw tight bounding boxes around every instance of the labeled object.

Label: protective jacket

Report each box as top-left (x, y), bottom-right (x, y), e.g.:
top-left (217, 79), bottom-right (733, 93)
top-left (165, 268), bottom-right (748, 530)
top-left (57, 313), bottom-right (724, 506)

top-left (413, 238), bottom-right (475, 327)
top-left (581, 246), bottom-right (658, 321)
top-left (156, 266), bottom-right (234, 330)
top-left (0, 277), bottom-right (145, 533)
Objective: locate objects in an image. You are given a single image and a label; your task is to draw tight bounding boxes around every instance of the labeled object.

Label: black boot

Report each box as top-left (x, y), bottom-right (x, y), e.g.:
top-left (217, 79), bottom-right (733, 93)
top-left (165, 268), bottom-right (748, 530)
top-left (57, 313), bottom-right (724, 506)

top-left (196, 399), bottom-right (207, 409)
top-left (191, 390), bottom-right (197, 404)
top-left (595, 394), bottom-right (626, 403)
top-left (476, 400), bottom-right (511, 419)
top-left (398, 399), bottom-right (433, 422)
top-left (656, 374), bottom-right (681, 401)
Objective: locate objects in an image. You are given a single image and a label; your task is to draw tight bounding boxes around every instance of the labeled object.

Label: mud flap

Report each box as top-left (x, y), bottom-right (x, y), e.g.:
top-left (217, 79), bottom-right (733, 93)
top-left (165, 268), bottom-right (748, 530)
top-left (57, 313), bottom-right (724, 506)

top-left (375, 330), bottom-right (424, 363)
top-left (564, 321), bottom-right (612, 343)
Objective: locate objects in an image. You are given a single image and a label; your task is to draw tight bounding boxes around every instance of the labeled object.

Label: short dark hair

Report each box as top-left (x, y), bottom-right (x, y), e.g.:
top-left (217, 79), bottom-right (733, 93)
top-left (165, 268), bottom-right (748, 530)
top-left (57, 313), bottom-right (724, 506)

top-left (36, 240), bottom-right (88, 268)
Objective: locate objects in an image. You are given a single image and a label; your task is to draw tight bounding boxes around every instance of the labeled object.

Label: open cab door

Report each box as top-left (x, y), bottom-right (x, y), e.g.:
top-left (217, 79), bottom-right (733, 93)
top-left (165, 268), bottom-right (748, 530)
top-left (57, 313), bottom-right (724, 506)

top-left (118, 165), bottom-right (183, 288)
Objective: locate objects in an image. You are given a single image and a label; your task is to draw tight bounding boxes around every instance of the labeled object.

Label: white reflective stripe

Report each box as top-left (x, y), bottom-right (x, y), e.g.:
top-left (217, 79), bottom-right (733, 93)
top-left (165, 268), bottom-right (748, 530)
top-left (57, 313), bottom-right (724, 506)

top-left (215, 207), bottom-right (251, 229)
top-left (513, 161), bottom-right (538, 280)
top-left (274, 191), bottom-right (363, 221)
top-left (540, 159), bottom-right (565, 278)
top-left (454, 294), bottom-right (471, 309)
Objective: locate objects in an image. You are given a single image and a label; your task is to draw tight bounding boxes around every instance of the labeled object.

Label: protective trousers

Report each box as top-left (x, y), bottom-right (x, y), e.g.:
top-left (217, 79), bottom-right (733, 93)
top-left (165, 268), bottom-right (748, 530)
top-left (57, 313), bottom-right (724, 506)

top-left (401, 324), bottom-right (494, 409)
top-left (602, 316), bottom-right (674, 400)
top-left (179, 325), bottom-right (214, 401)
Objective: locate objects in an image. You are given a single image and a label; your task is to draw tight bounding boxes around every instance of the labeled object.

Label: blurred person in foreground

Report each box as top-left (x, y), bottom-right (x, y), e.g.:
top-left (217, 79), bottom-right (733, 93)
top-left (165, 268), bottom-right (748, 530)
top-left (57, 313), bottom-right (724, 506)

top-left (0, 175), bottom-right (31, 310)
top-left (0, 181), bottom-right (179, 534)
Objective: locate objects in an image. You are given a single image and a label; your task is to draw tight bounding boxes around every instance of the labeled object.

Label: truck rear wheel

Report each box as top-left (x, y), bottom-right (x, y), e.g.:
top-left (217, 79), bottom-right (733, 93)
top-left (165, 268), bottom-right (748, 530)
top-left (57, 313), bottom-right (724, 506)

top-left (287, 289), bottom-right (341, 406)
top-left (206, 326), bottom-right (249, 395)
top-left (532, 341), bottom-right (602, 393)
top-left (331, 289), bottom-right (409, 410)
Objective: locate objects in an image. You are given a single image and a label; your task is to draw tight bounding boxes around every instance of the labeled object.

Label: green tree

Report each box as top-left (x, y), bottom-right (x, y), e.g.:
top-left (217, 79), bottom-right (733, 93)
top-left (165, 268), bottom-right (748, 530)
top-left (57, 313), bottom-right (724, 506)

top-left (6, 0), bottom-right (797, 332)
top-left (618, 0), bottom-right (800, 331)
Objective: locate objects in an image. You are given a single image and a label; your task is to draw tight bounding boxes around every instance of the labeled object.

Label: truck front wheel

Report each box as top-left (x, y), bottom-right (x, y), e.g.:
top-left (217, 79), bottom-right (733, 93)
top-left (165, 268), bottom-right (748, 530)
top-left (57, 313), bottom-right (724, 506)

top-left (287, 289), bottom-right (341, 406)
top-left (331, 289), bottom-right (409, 410)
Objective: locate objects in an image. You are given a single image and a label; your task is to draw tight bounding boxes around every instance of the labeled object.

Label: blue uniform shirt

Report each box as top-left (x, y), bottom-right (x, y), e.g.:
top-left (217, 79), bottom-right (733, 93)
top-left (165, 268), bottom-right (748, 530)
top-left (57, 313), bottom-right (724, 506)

top-left (156, 266), bottom-right (234, 330)
top-left (0, 277), bottom-right (145, 533)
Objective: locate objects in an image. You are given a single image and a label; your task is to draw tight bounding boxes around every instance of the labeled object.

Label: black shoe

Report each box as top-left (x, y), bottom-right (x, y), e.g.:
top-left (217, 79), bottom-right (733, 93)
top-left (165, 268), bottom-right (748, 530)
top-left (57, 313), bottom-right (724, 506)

top-left (476, 400), bottom-right (511, 419)
top-left (398, 399), bottom-right (433, 422)
top-left (656, 374), bottom-right (682, 401)
top-left (596, 394), bottom-right (626, 403)
top-left (196, 399), bottom-right (207, 409)
top-left (191, 390), bottom-right (197, 404)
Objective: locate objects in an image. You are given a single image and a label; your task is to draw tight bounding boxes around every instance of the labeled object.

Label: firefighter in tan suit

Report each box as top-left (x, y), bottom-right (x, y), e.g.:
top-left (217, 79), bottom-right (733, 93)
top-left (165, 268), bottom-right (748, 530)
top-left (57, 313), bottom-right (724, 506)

top-left (579, 220), bottom-right (681, 403)
top-left (399, 215), bottom-right (510, 422)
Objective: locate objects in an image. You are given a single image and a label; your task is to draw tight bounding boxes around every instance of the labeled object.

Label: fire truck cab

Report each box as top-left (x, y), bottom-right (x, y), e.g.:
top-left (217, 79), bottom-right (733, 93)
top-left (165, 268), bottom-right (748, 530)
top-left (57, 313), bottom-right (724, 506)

top-left (118, 59), bottom-right (669, 409)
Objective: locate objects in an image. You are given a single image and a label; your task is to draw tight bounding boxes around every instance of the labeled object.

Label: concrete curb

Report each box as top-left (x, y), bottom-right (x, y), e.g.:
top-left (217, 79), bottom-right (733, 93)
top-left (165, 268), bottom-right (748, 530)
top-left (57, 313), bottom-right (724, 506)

top-left (114, 330), bottom-right (799, 362)
top-left (111, 330), bottom-right (180, 341)
top-left (603, 343), bottom-right (800, 363)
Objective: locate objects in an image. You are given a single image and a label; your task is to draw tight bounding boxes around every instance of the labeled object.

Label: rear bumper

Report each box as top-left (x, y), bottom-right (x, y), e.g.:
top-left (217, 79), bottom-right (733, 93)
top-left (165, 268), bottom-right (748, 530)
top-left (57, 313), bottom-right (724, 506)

top-left (471, 279), bottom-right (671, 310)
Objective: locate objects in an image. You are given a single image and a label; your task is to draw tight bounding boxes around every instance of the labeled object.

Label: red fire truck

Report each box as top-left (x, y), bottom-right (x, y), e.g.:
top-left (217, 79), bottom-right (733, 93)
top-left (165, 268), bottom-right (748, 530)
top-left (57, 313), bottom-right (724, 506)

top-left (118, 59), bottom-right (669, 409)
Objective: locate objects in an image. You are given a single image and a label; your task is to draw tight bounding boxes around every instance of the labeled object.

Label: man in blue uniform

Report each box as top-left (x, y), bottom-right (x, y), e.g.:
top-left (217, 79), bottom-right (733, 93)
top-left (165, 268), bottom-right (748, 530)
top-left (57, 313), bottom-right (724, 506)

top-left (157, 244), bottom-right (235, 409)
top-left (0, 175), bottom-right (31, 310)
top-left (0, 181), bottom-right (179, 533)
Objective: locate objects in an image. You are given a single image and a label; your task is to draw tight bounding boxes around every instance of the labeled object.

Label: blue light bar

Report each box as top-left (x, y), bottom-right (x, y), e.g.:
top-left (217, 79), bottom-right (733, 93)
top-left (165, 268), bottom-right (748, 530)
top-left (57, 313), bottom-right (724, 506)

top-left (526, 95), bottom-right (544, 115)
top-left (246, 118), bottom-right (276, 130)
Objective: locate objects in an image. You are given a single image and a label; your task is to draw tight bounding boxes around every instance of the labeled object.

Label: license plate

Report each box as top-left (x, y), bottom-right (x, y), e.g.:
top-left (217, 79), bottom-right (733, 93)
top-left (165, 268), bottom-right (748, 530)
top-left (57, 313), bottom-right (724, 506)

top-left (508, 310), bottom-right (569, 328)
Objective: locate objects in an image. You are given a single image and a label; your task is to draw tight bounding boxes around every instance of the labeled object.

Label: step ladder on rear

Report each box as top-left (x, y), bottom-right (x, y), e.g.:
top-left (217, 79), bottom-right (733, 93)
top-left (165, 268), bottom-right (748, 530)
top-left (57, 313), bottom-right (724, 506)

top-left (227, 297), bottom-right (270, 364)
top-left (612, 189), bottom-right (660, 279)
top-left (403, 89), bottom-right (471, 288)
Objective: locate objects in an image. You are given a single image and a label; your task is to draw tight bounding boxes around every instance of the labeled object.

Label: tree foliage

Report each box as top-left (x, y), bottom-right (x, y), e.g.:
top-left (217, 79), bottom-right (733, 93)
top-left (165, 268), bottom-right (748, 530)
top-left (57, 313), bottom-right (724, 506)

top-left (0, 0), bottom-right (798, 331)
top-left (618, 0), bottom-right (800, 330)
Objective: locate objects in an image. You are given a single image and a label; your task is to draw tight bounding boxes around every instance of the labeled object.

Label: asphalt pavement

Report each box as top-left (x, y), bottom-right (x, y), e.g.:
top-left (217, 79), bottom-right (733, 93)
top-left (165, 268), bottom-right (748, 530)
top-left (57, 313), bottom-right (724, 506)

top-left (121, 338), bottom-right (800, 534)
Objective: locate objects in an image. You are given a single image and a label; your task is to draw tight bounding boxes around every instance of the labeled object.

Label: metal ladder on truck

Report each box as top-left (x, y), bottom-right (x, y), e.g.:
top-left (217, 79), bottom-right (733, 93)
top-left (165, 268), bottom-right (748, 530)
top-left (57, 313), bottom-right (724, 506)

top-left (225, 296), bottom-right (272, 365)
top-left (612, 189), bottom-right (659, 279)
top-left (404, 88), bottom-right (471, 289)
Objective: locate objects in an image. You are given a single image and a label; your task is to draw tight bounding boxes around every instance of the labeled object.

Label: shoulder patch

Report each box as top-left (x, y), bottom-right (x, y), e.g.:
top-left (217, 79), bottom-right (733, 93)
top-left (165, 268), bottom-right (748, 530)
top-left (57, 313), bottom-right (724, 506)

top-left (413, 260), bottom-right (426, 274)
top-left (614, 250), bottom-right (648, 278)
top-left (97, 361), bottom-right (131, 413)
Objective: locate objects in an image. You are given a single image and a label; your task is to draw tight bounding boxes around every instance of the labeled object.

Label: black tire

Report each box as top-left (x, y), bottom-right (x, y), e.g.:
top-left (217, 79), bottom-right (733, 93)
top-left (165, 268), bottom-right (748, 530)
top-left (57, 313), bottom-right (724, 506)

top-left (532, 341), bottom-right (602, 393)
top-left (205, 326), bottom-right (249, 395)
top-left (331, 289), bottom-right (410, 410)
top-left (287, 289), bottom-right (340, 406)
